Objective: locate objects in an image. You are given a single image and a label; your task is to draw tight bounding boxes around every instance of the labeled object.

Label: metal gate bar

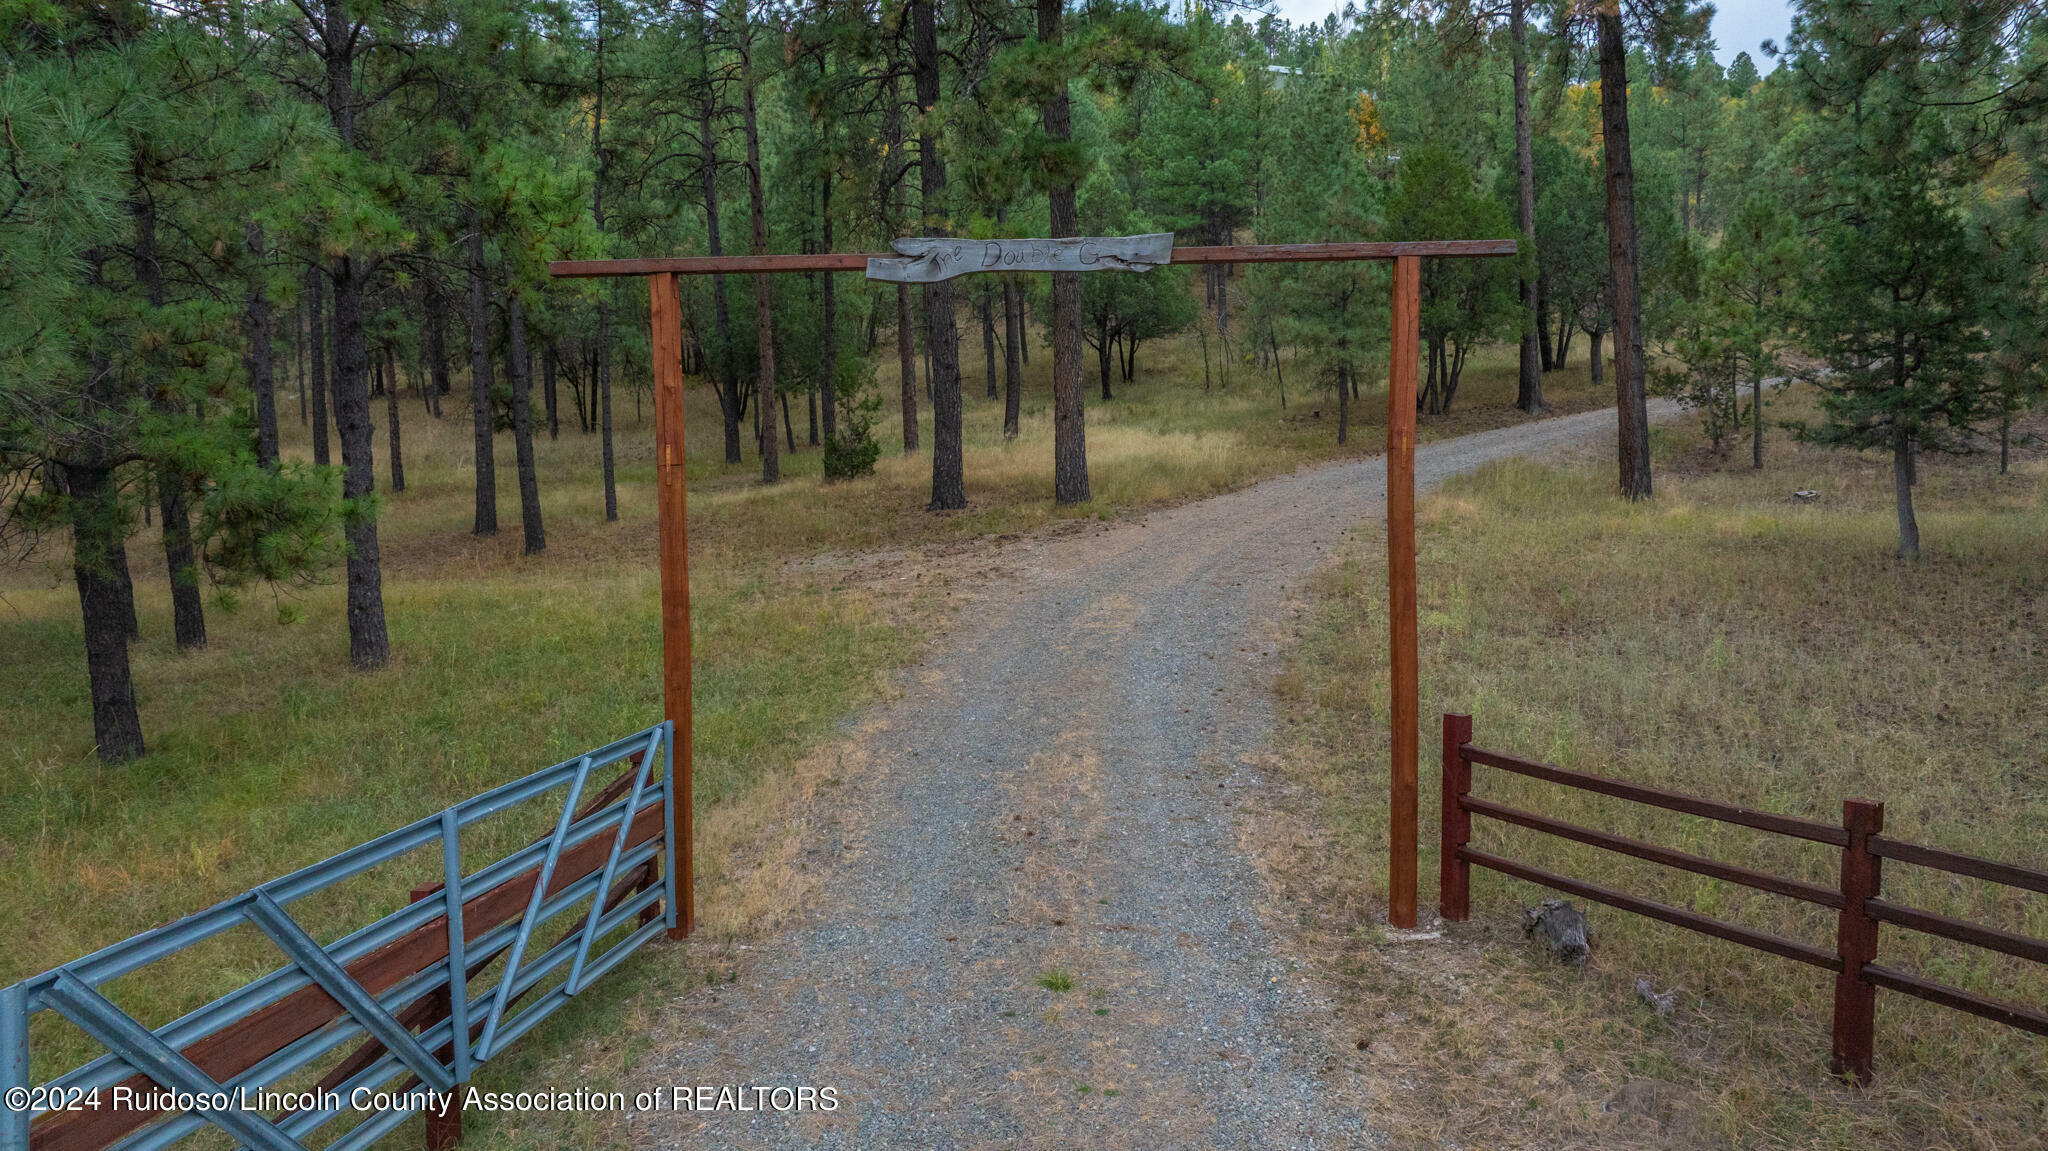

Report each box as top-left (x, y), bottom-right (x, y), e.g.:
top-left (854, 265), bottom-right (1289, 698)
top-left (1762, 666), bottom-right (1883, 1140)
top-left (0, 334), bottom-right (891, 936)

top-left (4, 722), bottom-right (677, 1151)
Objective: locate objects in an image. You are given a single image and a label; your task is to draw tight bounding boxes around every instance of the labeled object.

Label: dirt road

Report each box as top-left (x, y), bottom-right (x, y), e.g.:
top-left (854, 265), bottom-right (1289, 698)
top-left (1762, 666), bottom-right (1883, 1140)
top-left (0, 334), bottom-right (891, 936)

top-left (633, 404), bottom-right (1672, 1150)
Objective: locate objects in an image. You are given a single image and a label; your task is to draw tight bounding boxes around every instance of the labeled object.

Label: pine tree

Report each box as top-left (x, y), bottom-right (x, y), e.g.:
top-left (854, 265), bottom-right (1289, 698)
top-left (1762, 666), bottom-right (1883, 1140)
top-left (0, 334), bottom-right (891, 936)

top-left (1783, 0), bottom-right (2023, 559)
top-left (1, 5), bottom-right (345, 758)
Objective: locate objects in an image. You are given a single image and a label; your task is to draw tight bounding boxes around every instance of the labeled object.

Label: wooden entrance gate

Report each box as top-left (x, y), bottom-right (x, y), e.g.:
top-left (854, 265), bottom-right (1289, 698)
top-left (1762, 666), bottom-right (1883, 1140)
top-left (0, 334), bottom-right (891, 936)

top-left (550, 237), bottom-right (1516, 931)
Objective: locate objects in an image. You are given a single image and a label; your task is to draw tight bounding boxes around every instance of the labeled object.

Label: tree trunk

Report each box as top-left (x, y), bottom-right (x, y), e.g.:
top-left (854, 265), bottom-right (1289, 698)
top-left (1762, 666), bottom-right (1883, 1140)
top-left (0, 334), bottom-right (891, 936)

top-left (507, 293), bottom-right (545, 554)
top-left (543, 343), bottom-right (559, 439)
top-left (331, 255), bottom-right (391, 669)
top-left (897, 284), bottom-right (919, 450)
top-left (1002, 274), bottom-right (1023, 439)
top-left (296, 297), bottom-right (308, 427)
top-left (782, 388), bottom-right (796, 452)
top-left (1269, 333), bottom-right (1284, 408)
top-left (1098, 329), bottom-right (1114, 400)
top-left (698, 76), bottom-right (744, 465)
top-left (592, 0), bottom-right (618, 517)
top-left (598, 294), bottom-right (618, 518)
top-left (246, 223), bottom-right (280, 467)
top-left (982, 293), bottom-right (998, 399)
top-left (1511, 0), bottom-right (1544, 414)
top-left (1336, 358), bottom-right (1349, 444)
top-left (1598, 6), bottom-right (1653, 501)
top-left (741, 40), bottom-right (779, 485)
top-left (820, 170), bottom-right (838, 445)
top-left (385, 347), bottom-right (405, 492)
top-left (917, 0), bottom-right (967, 518)
top-left (925, 292), bottom-right (966, 506)
top-left (65, 462), bottom-right (146, 762)
top-left (134, 192), bottom-right (206, 650)
top-left (1752, 374), bottom-right (1764, 469)
top-left (913, 0), bottom-right (967, 512)
top-left (1893, 426), bottom-right (1919, 560)
top-left (1588, 328), bottom-right (1604, 388)
top-left (1039, 0), bottom-right (1086, 503)
top-left (466, 208), bottom-right (498, 535)
top-left (309, 267), bottom-right (331, 467)
top-left (315, 1), bottom-right (386, 663)
top-left (1536, 272), bottom-right (1555, 372)
top-left (426, 277), bottom-right (450, 412)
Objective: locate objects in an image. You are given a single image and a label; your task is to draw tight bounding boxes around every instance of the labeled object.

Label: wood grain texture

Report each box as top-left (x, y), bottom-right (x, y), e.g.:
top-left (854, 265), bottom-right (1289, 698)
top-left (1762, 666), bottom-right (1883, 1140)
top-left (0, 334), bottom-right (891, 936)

top-left (1462, 746), bottom-right (1849, 846)
top-left (865, 234), bottom-right (1173, 283)
top-left (1387, 254), bottom-right (1421, 930)
top-left (649, 272), bottom-right (694, 939)
top-left (1439, 713), bottom-right (1474, 922)
top-left (1461, 795), bottom-right (1845, 909)
top-left (1867, 836), bottom-right (2048, 896)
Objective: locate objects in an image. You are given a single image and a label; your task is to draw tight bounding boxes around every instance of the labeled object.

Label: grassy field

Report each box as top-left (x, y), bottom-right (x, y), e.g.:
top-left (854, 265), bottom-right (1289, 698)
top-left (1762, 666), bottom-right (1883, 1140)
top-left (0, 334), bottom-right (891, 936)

top-left (1272, 395), bottom-right (2047, 1149)
top-left (0, 314), bottom-right (1603, 1140)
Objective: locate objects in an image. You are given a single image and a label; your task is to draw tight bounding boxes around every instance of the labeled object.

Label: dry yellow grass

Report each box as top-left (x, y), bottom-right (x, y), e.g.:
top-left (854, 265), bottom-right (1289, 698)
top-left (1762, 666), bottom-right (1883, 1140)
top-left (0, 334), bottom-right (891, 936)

top-left (1272, 394), bottom-right (2047, 1149)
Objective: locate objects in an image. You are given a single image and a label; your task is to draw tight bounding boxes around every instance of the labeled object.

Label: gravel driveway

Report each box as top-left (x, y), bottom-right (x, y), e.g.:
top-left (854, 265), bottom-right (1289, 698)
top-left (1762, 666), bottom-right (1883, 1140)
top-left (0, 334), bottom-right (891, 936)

top-left (633, 404), bottom-right (1671, 1150)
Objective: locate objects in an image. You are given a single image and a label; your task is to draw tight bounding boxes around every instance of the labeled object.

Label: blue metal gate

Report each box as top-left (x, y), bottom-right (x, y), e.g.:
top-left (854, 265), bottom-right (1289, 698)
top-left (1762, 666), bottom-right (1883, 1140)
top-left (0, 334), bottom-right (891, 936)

top-left (2, 722), bottom-right (677, 1151)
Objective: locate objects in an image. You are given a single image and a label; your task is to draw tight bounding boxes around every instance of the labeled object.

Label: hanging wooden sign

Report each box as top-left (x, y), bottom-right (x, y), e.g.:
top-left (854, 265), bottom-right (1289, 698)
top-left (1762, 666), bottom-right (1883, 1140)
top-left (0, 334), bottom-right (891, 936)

top-left (865, 233), bottom-right (1175, 283)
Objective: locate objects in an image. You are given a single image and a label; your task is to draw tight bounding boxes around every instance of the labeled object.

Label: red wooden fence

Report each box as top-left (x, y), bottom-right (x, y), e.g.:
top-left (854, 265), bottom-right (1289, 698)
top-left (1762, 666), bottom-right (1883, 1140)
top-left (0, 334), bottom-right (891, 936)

top-left (1438, 713), bottom-right (2048, 1082)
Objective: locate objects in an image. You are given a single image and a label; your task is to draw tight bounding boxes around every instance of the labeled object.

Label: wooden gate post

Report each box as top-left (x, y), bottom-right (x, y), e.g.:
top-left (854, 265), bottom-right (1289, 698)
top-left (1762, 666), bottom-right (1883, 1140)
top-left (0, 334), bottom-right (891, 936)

top-left (1831, 797), bottom-right (1884, 1082)
top-left (408, 884), bottom-right (463, 1150)
top-left (649, 272), bottom-right (695, 938)
top-left (1388, 254), bottom-right (1422, 929)
top-left (1439, 712), bottom-right (1473, 922)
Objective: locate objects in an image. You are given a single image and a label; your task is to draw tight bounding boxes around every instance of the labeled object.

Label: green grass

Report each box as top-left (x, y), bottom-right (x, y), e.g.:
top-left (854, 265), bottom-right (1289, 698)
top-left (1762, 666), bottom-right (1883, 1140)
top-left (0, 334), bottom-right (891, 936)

top-left (1036, 971), bottom-right (1075, 993)
top-left (1275, 395), bottom-right (2048, 1149)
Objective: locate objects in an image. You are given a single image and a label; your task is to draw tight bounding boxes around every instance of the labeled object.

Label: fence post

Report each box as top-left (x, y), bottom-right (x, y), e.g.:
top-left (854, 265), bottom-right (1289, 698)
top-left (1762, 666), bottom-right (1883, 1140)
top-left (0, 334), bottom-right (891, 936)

top-left (411, 885), bottom-right (465, 1149)
top-left (1831, 797), bottom-right (1885, 1084)
top-left (425, 1087), bottom-right (463, 1151)
top-left (649, 273), bottom-right (695, 940)
top-left (1387, 252), bottom-right (1423, 930)
top-left (1439, 713), bottom-right (1474, 921)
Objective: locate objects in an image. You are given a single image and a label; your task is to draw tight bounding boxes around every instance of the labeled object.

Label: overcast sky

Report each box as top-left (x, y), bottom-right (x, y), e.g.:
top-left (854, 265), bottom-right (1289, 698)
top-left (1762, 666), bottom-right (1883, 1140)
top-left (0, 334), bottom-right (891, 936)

top-left (1261, 0), bottom-right (1794, 67)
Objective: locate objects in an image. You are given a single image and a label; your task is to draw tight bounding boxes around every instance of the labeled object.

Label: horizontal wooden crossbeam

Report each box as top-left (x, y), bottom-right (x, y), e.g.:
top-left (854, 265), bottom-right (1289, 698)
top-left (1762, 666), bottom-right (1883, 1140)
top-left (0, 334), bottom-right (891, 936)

top-left (547, 239), bottom-right (1517, 279)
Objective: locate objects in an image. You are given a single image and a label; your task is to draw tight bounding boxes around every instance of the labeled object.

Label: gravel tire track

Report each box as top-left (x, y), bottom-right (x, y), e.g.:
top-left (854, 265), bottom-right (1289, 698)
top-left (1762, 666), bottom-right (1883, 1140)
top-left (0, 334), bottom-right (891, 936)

top-left (637, 403), bottom-right (1673, 1150)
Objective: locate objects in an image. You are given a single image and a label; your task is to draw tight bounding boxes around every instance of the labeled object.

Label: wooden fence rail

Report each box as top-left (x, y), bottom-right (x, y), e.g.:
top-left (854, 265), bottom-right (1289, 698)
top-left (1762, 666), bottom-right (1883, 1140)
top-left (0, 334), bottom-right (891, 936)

top-left (1437, 712), bottom-right (2048, 1082)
